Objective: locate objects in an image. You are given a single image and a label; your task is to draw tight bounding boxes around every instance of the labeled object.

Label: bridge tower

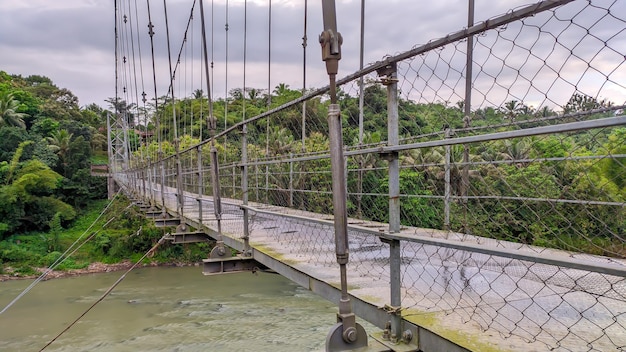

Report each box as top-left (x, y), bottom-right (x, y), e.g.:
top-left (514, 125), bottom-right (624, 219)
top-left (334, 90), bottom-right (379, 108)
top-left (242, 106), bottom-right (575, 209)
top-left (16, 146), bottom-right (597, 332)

top-left (108, 0), bottom-right (130, 198)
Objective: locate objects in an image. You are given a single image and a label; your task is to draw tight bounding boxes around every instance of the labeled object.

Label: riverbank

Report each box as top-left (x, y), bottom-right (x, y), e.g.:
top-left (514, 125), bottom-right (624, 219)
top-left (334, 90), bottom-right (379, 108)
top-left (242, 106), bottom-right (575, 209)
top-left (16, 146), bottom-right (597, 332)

top-left (0, 261), bottom-right (200, 282)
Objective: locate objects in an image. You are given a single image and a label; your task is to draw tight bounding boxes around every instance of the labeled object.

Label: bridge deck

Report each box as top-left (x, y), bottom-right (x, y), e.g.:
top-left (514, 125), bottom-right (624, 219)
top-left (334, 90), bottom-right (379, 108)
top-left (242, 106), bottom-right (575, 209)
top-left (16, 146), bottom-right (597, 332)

top-left (134, 181), bottom-right (626, 352)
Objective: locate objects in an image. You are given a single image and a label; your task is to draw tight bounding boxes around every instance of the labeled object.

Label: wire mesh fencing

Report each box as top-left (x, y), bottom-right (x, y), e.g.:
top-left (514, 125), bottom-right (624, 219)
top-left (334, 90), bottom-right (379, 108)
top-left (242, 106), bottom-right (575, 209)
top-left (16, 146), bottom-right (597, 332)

top-left (118, 0), bottom-right (626, 351)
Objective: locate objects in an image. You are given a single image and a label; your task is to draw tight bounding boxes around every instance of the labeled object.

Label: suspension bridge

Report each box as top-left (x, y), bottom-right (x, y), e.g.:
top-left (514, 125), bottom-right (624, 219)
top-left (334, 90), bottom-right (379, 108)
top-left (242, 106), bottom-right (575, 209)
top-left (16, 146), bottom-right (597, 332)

top-left (109, 0), bottom-right (626, 351)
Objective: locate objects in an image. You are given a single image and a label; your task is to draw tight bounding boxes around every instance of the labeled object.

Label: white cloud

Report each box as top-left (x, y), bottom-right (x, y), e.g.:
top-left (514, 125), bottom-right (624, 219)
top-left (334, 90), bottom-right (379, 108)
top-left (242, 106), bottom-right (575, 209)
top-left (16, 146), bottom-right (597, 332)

top-left (0, 0), bottom-right (623, 109)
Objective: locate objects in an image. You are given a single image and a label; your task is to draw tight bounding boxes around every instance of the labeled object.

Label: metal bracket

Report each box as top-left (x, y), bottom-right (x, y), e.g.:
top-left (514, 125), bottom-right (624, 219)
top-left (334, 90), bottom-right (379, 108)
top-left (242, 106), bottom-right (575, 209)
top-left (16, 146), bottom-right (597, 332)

top-left (202, 256), bottom-right (264, 275)
top-left (376, 62), bottom-right (398, 80)
top-left (325, 322), bottom-right (368, 351)
top-left (379, 151), bottom-right (398, 162)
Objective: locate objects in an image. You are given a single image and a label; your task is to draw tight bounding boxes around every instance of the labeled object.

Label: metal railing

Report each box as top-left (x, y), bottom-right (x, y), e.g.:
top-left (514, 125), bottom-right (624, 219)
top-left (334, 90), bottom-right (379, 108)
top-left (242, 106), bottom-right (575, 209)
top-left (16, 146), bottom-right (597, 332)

top-left (115, 1), bottom-right (626, 351)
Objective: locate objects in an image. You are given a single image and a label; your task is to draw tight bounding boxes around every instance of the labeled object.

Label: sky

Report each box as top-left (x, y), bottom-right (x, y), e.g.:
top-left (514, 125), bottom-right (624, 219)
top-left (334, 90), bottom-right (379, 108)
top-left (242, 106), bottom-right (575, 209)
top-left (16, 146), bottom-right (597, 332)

top-left (0, 0), bottom-right (624, 110)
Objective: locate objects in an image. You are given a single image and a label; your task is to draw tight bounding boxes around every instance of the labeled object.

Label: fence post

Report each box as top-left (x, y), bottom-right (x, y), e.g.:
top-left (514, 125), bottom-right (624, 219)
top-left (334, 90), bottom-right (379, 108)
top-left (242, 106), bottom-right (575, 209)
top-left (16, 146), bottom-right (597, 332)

top-left (289, 152), bottom-right (294, 207)
top-left (197, 145), bottom-right (204, 225)
top-left (175, 141), bottom-right (187, 233)
top-left (444, 127), bottom-right (451, 230)
top-left (379, 62), bottom-right (402, 340)
top-left (461, 0), bottom-right (475, 234)
top-left (159, 152), bottom-right (167, 218)
top-left (242, 124), bottom-right (251, 255)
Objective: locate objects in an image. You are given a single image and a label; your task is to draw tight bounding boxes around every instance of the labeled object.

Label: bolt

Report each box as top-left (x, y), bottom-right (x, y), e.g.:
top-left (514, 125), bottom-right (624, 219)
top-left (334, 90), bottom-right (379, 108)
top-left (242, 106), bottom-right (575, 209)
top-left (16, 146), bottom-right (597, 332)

top-left (402, 330), bottom-right (413, 343)
top-left (391, 333), bottom-right (398, 344)
top-left (343, 327), bottom-right (357, 343)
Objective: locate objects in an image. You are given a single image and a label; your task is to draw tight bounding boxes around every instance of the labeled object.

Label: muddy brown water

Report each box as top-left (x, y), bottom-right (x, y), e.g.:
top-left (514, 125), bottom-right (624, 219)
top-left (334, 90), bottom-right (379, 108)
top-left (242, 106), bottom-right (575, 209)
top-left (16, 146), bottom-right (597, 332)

top-left (0, 266), bottom-right (357, 351)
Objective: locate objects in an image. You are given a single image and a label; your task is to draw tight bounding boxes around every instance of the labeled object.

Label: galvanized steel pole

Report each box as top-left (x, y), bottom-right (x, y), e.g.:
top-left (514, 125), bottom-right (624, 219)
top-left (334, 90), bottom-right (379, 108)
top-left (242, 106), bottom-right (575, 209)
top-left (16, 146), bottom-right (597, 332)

top-left (383, 62), bottom-right (402, 339)
top-left (320, 0), bottom-right (367, 349)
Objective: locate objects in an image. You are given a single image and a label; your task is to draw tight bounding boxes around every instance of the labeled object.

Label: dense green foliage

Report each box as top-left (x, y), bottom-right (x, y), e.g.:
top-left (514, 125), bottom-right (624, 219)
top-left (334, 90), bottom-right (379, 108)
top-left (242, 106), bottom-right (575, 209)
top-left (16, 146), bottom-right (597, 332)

top-left (0, 197), bottom-right (210, 276)
top-left (0, 71), bottom-right (107, 241)
top-left (135, 82), bottom-right (624, 257)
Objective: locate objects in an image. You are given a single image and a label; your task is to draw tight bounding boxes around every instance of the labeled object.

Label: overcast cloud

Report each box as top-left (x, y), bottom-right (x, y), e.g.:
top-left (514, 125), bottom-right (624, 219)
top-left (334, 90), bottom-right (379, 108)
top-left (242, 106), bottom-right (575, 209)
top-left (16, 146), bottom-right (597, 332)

top-left (1, 0), bottom-right (623, 109)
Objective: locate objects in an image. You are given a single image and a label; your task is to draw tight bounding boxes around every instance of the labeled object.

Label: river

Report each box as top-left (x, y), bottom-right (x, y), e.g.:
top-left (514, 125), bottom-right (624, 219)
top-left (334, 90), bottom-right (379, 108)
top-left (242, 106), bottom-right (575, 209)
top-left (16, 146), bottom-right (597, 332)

top-left (0, 266), bottom-right (353, 351)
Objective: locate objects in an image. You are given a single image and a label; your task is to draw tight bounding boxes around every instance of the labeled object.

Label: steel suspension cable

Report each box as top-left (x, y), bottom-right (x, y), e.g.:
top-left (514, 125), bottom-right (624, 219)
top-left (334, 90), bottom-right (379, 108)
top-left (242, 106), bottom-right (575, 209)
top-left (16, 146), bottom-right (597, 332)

top-left (38, 233), bottom-right (168, 351)
top-left (223, 0), bottom-right (229, 158)
top-left (267, 0), bottom-right (272, 110)
top-left (301, 0), bottom-right (308, 150)
top-left (264, 0), bottom-right (271, 202)
top-left (190, 11), bottom-right (194, 138)
top-left (358, 0), bottom-right (365, 145)
top-left (144, 0), bottom-right (165, 209)
top-left (120, 2), bottom-right (134, 168)
top-left (132, 0), bottom-right (149, 149)
top-left (126, 0), bottom-right (142, 160)
top-left (199, 0), bottom-right (214, 120)
top-left (242, 0), bottom-right (247, 123)
top-left (0, 190), bottom-right (122, 315)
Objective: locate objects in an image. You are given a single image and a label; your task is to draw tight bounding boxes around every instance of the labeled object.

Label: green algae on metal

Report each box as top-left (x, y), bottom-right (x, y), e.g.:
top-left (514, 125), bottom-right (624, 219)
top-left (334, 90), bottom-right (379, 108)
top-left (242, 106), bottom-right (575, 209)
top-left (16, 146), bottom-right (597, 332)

top-left (402, 309), bottom-right (509, 352)
top-left (252, 244), bottom-right (299, 265)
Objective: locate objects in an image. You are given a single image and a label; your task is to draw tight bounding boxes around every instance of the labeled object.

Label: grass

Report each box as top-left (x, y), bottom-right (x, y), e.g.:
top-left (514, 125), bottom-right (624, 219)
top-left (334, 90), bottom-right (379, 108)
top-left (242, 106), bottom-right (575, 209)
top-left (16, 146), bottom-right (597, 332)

top-left (0, 199), bottom-right (111, 275)
top-left (90, 150), bottom-right (108, 164)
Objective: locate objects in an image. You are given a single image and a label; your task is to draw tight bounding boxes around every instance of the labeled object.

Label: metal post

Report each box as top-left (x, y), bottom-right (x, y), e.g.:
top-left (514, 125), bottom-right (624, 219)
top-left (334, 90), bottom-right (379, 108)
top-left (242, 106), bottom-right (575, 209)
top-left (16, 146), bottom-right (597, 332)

top-left (320, 1), bottom-right (367, 349)
top-left (462, 0), bottom-right (475, 233)
top-left (444, 127), bottom-right (451, 230)
top-left (255, 163), bottom-right (259, 201)
top-left (242, 124), bottom-right (251, 255)
top-left (146, 157), bottom-right (154, 208)
top-left (175, 143), bottom-right (187, 233)
top-left (208, 141), bottom-right (230, 258)
top-left (265, 162), bottom-right (269, 204)
top-left (383, 63), bottom-right (402, 339)
top-left (385, 64), bottom-right (400, 234)
top-left (197, 146), bottom-right (204, 225)
top-left (375, 64), bottom-right (405, 344)
top-left (358, 0), bottom-right (365, 145)
top-left (289, 152), bottom-right (294, 207)
top-left (159, 152), bottom-right (167, 218)
top-left (141, 167), bottom-right (147, 202)
top-left (301, 0), bottom-right (308, 151)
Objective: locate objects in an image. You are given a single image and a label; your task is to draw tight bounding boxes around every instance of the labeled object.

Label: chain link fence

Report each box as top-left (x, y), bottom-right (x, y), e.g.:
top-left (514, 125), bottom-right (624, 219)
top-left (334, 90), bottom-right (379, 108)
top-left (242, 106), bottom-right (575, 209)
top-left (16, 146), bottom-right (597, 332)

top-left (120, 1), bottom-right (626, 350)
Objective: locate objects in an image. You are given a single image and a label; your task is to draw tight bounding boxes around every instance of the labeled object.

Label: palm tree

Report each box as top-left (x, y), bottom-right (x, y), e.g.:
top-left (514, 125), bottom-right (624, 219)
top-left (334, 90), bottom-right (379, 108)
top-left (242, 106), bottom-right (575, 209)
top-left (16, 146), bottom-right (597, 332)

top-left (192, 89), bottom-right (204, 99)
top-left (501, 100), bottom-right (522, 120)
top-left (0, 92), bottom-right (27, 128)
top-left (47, 129), bottom-right (74, 162)
top-left (273, 83), bottom-right (289, 97)
top-left (267, 126), bottom-right (294, 156)
top-left (497, 138), bottom-right (530, 167)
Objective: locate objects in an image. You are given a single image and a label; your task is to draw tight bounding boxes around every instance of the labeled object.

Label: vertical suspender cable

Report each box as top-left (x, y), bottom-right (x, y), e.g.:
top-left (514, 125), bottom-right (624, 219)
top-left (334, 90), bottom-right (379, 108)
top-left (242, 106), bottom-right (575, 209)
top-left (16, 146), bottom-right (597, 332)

top-left (264, 0), bottom-right (271, 203)
top-left (267, 0), bottom-right (272, 109)
top-left (191, 10), bottom-right (194, 139)
top-left (243, 0), bottom-right (247, 123)
top-left (163, 0), bottom-right (178, 142)
top-left (462, 0), bottom-right (475, 232)
top-left (224, 0), bottom-right (229, 160)
top-left (301, 0), bottom-right (308, 150)
top-left (358, 0), bottom-right (365, 145)
top-left (199, 0), bottom-right (214, 119)
top-left (163, 0), bottom-right (187, 231)
top-left (210, 0), bottom-right (214, 107)
top-left (144, 0), bottom-right (166, 215)
top-left (127, 0), bottom-right (141, 160)
top-left (132, 0), bottom-right (148, 152)
top-left (120, 6), bottom-right (132, 167)
top-left (183, 29), bottom-right (188, 137)
top-left (199, 5), bottom-right (204, 141)
top-left (114, 0), bottom-right (119, 165)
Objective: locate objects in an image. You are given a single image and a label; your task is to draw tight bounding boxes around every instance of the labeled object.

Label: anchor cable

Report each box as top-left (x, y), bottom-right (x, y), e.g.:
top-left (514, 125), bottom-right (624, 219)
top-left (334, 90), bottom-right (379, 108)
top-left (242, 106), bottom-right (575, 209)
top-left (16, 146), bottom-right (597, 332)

top-left (39, 234), bottom-right (169, 351)
top-left (0, 190), bottom-right (122, 315)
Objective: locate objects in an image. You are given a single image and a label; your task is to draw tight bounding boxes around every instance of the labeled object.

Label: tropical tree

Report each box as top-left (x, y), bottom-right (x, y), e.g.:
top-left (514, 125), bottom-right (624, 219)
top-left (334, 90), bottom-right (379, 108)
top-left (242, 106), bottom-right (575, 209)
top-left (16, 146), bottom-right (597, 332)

top-left (47, 129), bottom-right (73, 159)
top-left (0, 92), bottom-right (27, 128)
top-left (501, 100), bottom-right (522, 120)
top-left (193, 89), bottom-right (204, 99)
